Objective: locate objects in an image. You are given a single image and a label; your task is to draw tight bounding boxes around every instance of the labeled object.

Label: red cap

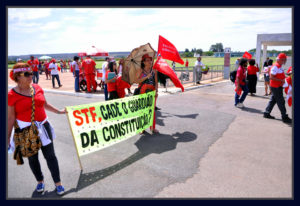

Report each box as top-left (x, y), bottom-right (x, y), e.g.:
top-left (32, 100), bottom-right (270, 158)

top-left (277, 53), bottom-right (287, 59)
top-left (51, 59), bottom-right (56, 63)
top-left (142, 54), bottom-right (152, 61)
top-left (287, 66), bottom-right (292, 74)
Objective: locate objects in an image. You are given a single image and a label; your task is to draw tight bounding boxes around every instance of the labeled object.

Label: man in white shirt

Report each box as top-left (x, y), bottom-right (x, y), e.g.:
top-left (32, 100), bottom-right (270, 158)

top-left (102, 57), bottom-right (110, 100)
top-left (48, 59), bottom-right (62, 88)
top-left (72, 56), bottom-right (80, 92)
top-left (194, 57), bottom-right (204, 84)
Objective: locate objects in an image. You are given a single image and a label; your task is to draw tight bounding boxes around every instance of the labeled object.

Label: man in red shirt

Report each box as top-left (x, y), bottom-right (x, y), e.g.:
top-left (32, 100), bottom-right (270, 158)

top-left (27, 56), bottom-right (39, 84)
top-left (82, 55), bottom-right (97, 93)
top-left (263, 53), bottom-right (291, 124)
top-left (235, 58), bottom-right (249, 108)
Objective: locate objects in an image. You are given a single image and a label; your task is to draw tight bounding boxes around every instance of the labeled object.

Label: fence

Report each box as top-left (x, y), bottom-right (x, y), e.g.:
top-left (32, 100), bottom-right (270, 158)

top-left (164, 64), bottom-right (236, 87)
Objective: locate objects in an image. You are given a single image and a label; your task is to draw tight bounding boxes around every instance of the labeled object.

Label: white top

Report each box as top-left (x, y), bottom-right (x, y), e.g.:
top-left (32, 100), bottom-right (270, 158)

top-left (195, 60), bottom-right (204, 72)
top-left (102, 62), bottom-right (108, 81)
top-left (118, 65), bottom-right (122, 76)
top-left (72, 61), bottom-right (80, 71)
top-left (49, 63), bottom-right (59, 75)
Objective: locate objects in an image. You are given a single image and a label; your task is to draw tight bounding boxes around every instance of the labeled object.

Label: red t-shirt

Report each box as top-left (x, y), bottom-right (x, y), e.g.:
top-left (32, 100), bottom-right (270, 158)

top-left (44, 62), bottom-right (50, 69)
top-left (235, 66), bottom-right (246, 86)
top-left (105, 72), bottom-right (117, 92)
top-left (185, 61), bottom-right (189, 67)
top-left (82, 58), bottom-right (96, 74)
top-left (247, 65), bottom-right (259, 75)
top-left (27, 59), bottom-right (39, 72)
top-left (8, 84), bottom-right (47, 122)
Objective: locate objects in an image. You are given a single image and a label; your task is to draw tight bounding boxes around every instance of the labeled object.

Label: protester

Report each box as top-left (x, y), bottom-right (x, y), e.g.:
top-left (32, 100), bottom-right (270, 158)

top-left (235, 58), bottom-right (240, 70)
top-left (185, 59), bottom-right (189, 69)
top-left (38, 60), bottom-right (43, 75)
top-left (172, 61), bottom-right (176, 72)
top-left (263, 53), bottom-right (292, 124)
top-left (60, 60), bottom-right (64, 73)
top-left (72, 56), bottom-right (80, 92)
top-left (105, 61), bottom-right (118, 100)
top-left (44, 60), bottom-right (51, 80)
top-left (194, 57), bottom-right (205, 84)
top-left (283, 67), bottom-right (292, 107)
top-left (118, 58), bottom-right (132, 95)
top-left (8, 62), bottom-right (66, 195)
top-left (102, 57), bottom-right (110, 100)
top-left (27, 56), bottom-right (39, 84)
top-left (234, 58), bottom-right (249, 108)
top-left (262, 59), bottom-right (273, 96)
top-left (16, 58), bottom-right (23, 63)
top-left (247, 59), bottom-right (259, 96)
top-left (263, 57), bottom-right (270, 68)
top-left (82, 55), bottom-right (97, 93)
top-left (49, 59), bottom-right (62, 88)
top-left (135, 54), bottom-right (159, 134)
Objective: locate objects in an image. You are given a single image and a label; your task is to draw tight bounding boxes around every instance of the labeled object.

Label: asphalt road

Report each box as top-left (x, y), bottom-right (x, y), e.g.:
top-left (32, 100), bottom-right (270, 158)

top-left (7, 81), bottom-right (292, 199)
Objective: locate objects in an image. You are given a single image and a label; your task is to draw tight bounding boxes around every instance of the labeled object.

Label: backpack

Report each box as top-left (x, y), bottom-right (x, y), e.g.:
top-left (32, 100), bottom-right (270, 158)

top-left (230, 70), bottom-right (237, 83)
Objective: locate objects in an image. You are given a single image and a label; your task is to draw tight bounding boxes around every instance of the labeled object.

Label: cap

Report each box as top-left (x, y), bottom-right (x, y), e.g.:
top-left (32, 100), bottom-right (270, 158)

top-left (51, 58), bottom-right (56, 63)
top-left (287, 66), bottom-right (292, 74)
top-left (142, 54), bottom-right (152, 61)
top-left (277, 53), bottom-right (287, 60)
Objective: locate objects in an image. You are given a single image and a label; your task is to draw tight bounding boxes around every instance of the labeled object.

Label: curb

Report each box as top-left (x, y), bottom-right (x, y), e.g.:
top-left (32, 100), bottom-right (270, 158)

top-left (8, 80), bottom-right (230, 98)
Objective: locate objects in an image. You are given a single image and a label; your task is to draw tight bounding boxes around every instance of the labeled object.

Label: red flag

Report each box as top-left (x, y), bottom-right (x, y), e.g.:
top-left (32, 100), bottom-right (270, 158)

top-left (242, 51), bottom-right (252, 59)
top-left (153, 57), bottom-right (184, 92)
top-left (158, 35), bottom-right (184, 65)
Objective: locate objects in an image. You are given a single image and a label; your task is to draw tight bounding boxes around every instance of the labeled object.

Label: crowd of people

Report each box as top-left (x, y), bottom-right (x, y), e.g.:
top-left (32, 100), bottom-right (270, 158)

top-left (7, 52), bottom-right (292, 196)
top-left (234, 53), bottom-right (292, 124)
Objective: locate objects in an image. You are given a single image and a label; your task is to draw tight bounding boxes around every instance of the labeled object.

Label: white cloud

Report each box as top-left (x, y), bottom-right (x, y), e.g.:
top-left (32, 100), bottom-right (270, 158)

top-left (8, 8), bottom-right (52, 21)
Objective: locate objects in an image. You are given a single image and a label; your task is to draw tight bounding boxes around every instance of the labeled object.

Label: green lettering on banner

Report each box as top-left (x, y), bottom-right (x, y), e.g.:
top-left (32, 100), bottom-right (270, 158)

top-left (66, 91), bottom-right (156, 156)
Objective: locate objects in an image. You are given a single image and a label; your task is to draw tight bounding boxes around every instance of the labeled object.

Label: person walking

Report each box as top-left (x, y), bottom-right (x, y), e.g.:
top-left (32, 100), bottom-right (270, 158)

top-left (262, 59), bottom-right (273, 96)
top-left (102, 57), bottom-right (110, 100)
top-left (263, 53), bottom-right (292, 124)
top-left (246, 59), bottom-right (260, 96)
top-left (72, 56), bottom-right (80, 92)
top-left (27, 56), bottom-right (39, 84)
top-left (82, 55), bottom-right (97, 93)
top-left (8, 62), bottom-right (66, 195)
top-left (135, 54), bottom-right (159, 134)
top-left (44, 60), bottom-right (51, 80)
top-left (48, 59), bottom-right (62, 88)
top-left (194, 57), bottom-right (204, 84)
top-left (234, 58), bottom-right (249, 108)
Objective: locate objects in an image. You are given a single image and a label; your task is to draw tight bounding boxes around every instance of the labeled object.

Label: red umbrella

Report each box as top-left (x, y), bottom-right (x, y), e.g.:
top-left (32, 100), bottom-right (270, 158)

top-left (78, 46), bottom-right (109, 57)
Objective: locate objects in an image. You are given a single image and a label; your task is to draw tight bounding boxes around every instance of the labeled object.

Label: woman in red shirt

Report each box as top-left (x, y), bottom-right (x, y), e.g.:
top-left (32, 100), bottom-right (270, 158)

top-left (8, 63), bottom-right (66, 195)
top-left (246, 59), bottom-right (259, 96)
top-left (105, 61), bottom-right (119, 100)
top-left (235, 58), bottom-right (249, 108)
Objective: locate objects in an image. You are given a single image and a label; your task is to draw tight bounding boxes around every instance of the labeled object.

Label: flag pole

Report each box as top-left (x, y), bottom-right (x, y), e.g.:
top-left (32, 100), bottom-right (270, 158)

top-left (65, 107), bottom-right (83, 171)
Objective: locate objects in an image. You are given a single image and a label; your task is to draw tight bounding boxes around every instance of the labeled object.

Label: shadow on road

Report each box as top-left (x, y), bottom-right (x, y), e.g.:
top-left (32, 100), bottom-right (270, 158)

top-left (241, 106), bottom-right (264, 115)
top-left (156, 111), bottom-right (199, 127)
top-left (32, 131), bottom-right (197, 198)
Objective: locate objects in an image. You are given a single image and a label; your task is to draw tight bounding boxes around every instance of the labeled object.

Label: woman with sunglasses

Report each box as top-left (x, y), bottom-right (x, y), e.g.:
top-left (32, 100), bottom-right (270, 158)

top-left (8, 63), bottom-right (66, 195)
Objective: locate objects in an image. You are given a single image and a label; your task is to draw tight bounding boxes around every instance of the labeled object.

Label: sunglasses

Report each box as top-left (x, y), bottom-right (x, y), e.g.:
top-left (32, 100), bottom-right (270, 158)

top-left (20, 72), bottom-right (33, 77)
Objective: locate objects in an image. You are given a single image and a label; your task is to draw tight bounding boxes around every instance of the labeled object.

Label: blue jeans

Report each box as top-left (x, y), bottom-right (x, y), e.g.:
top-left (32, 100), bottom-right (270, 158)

top-left (235, 84), bottom-right (249, 105)
top-left (33, 71), bottom-right (39, 84)
top-left (104, 84), bottom-right (108, 101)
top-left (52, 75), bottom-right (61, 88)
top-left (75, 70), bottom-right (79, 92)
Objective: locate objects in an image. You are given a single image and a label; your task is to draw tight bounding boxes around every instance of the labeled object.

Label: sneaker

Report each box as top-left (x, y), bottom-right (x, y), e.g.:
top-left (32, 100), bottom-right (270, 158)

top-left (282, 116), bottom-right (292, 124)
top-left (236, 103), bottom-right (244, 108)
top-left (36, 182), bottom-right (45, 193)
top-left (263, 113), bottom-right (275, 119)
top-left (56, 185), bottom-right (65, 196)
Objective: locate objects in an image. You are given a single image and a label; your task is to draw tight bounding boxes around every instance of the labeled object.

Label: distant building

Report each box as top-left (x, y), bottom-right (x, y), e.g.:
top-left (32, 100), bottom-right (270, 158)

top-left (213, 51), bottom-right (255, 58)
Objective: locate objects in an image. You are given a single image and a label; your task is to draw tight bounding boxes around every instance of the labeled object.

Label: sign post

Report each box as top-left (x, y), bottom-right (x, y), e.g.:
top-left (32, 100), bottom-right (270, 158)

top-left (224, 47), bottom-right (231, 79)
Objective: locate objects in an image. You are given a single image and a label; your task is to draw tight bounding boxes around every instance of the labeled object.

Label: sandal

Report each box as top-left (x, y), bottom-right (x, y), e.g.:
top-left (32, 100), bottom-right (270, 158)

top-left (151, 129), bottom-right (159, 134)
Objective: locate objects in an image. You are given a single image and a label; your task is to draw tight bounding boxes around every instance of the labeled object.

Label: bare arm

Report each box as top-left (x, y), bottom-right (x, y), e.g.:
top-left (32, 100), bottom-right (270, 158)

top-left (7, 106), bottom-right (16, 146)
top-left (134, 69), bottom-right (152, 84)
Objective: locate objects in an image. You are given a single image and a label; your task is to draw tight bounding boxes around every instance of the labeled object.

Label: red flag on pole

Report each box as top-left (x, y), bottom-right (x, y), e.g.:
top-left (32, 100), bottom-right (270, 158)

top-left (158, 35), bottom-right (184, 65)
top-left (242, 51), bottom-right (252, 59)
top-left (153, 57), bottom-right (184, 92)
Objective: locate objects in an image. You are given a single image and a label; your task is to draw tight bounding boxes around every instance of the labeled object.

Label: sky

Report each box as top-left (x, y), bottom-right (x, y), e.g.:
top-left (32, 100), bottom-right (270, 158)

top-left (8, 7), bottom-right (292, 56)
